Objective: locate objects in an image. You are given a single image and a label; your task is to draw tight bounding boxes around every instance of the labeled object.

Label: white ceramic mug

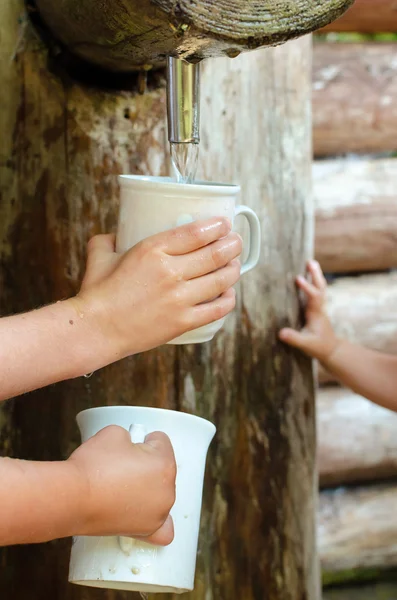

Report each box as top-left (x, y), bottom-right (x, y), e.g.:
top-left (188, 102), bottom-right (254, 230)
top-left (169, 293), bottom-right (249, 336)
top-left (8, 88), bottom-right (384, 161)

top-left (69, 406), bottom-right (216, 594)
top-left (116, 175), bottom-right (261, 344)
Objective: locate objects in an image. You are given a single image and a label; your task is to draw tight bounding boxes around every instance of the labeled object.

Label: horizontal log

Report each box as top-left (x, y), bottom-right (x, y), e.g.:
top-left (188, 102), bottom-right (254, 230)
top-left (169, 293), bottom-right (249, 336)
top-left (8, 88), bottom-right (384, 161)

top-left (319, 272), bottom-right (397, 383)
top-left (319, 483), bottom-right (397, 580)
top-left (313, 43), bottom-right (397, 156)
top-left (320, 0), bottom-right (397, 33)
top-left (34, 0), bottom-right (353, 71)
top-left (318, 387), bottom-right (397, 486)
top-left (313, 158), bottom-right (397, 273)
top-left (323, 582), bottom-right (397, 600)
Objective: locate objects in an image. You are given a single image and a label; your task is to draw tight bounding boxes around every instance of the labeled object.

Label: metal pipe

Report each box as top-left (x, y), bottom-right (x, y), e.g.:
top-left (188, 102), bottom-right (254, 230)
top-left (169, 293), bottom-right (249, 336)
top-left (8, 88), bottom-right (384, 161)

top-left (167, 56), bottom-right (200, 144)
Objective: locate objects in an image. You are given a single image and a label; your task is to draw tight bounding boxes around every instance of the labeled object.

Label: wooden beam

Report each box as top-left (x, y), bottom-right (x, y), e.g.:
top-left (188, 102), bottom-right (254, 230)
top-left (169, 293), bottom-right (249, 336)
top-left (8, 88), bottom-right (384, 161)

top-left (318, 387), bottom-right (397, 487)
top-left (313, 158), bottom-right (397, 273)
top-left (313, 43), bottom-right (397, 156)
top-left (319, 273), bottom-right (397, 383)
top-left (319, 484), bottom-right (397, 580)
top-left (320, 0), bottom-right (397, 33)
top-left (34, 0), bottom-right (353, 71)
top-left (323, 582), bottom-right (397, 599)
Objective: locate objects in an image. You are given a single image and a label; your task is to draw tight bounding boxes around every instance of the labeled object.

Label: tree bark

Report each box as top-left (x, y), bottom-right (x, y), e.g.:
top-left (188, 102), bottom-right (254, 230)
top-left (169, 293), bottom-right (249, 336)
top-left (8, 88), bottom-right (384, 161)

top-left (0, 3), bottom-right (318, 599)
top-left (314, 158), bottom-right (397, 273)
top-left (313, 43), bottom-right (397, 156)
top-left (33, 0), bottom-right (352, 70)
top-left (318, 273), bottom-right (397, 384)
top-left (319, 483), bottom-right (397, 581)
top-left (318, 387), bottom-right (397, 487)
top-left (320, 0), bottom-right (397, 33)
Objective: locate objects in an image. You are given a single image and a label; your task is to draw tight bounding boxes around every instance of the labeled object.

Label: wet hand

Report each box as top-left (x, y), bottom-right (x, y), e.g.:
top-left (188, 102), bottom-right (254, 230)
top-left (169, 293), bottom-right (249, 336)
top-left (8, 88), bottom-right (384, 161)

top-left (69, 426), bottom-right (176, 545)
top-left (75, 217), bottom-right (242, 358)
top-left (279, 260), bottom-right (339, 362)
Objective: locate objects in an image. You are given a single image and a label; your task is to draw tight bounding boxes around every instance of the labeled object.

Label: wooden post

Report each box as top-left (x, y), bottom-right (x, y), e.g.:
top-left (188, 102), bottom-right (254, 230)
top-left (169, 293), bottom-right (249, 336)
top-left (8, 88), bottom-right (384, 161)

top-left (320, 0), bottom-right (397, 32)
top-left (0, 2), bottom-right (317, 598)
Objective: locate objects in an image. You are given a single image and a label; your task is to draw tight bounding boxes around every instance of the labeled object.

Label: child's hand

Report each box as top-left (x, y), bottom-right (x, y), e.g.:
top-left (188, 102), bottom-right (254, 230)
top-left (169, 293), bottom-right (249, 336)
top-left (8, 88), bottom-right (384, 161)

top-left (74, 217), bottom-right (241, 358)
top-left (69, 426), bottom-right (176, 545)
top-left (279, 260), bottom-right (339, 363)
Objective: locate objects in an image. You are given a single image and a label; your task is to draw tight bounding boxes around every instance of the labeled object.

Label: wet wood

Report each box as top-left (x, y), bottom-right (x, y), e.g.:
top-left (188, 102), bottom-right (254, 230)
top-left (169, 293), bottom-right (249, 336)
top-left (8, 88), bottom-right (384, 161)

top-left (318, 387), bottom-right (397, 487)
top-left (34, 0), bottom-right (353, 71)
top-left (0, 4), bottom-right (318, 600)
top-left (313, 43), bottom-right (397, 156)
top-left (319, 484), bottom-right (397, 580)
top-left (314, 159), bottom-right (397, 273)
top-left (318, 273), bottom-right (397, 384)
top-left (320, 0), bottom-right (397, 33)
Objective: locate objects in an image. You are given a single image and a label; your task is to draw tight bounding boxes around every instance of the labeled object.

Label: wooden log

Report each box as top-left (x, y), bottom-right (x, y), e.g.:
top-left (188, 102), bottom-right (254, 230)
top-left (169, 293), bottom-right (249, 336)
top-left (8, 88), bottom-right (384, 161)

top-left (33, 0), bottom-right (353, 71)
top-left (318, 387), bottom-right (397, 487)
top-left (0, 4), bottom-right (318, 600)
top-left (313, 43), bottom-right (397, 156)
top-left (318, 272), bottom-right (397, 384)
top-left (313, 158), bottom-right (397, 273)
top-left (320, 0), bottom-right (397, 33)
top-left (323, 582), bottom-right (397, 600)
top-left (319, 484), bottom-right (397, 581)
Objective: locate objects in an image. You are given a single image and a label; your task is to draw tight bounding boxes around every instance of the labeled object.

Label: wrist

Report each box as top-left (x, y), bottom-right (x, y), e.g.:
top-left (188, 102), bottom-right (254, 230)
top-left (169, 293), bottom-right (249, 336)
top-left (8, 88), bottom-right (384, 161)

top-left (320, 335), bottom-right (344, 370)
top-left (63, 296), bottom-right (123, 375)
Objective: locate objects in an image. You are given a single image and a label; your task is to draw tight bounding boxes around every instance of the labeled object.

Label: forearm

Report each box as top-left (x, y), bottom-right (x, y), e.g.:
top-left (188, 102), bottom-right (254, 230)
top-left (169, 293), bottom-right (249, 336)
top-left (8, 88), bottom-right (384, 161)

top-left (0, 457), bottom-right (86, 545)
top-left (323, 339), bottom-right (397, 411)
top-left (0, 299), bottom-right (118, 401)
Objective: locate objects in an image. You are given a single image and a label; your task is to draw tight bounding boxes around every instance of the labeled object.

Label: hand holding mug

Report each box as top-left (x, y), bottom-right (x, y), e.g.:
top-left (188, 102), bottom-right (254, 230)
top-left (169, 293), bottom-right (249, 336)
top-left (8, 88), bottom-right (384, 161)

top-left (76, 216), bottom-right (241, 360)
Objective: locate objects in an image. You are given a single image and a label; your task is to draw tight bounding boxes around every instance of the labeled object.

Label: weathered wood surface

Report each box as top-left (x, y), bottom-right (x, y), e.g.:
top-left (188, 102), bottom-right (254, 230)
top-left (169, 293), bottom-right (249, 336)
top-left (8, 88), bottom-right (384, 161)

top-left (323, 582), bottom-right (397, 600)
top-left (34, 0), bottom-right (353, 71)
top-left (0, 3), bottom-right (318, 600)
top-left (319, 484), bottom-right (397, 580)
top-left (318, 387), bottom-right (397, 487)
top-left (320, 0), bottom-right (397, 33)
top-left (313, 43), bottom-right (397, 156)
top-left (319, 273), bottom-right (397, 384)
top-left (313, 158), bottom-right (397, 273)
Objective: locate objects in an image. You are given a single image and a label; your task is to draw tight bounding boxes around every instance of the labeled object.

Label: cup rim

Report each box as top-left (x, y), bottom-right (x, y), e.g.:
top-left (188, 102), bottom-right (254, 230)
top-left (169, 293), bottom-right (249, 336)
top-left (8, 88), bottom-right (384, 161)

top-left (76, 406), bottom-right (216, 432)
top-left (118, 175), bottom-right (240, 196)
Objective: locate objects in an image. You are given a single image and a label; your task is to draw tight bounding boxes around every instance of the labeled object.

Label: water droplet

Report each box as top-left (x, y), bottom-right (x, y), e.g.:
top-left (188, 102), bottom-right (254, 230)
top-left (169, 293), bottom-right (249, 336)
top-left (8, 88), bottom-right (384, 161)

top-left (226, 48), bottom-right (241, 59)
top-left (131, 566), bottom-right (140, 575)
top-left (83, 372), bottom-right (94, 379)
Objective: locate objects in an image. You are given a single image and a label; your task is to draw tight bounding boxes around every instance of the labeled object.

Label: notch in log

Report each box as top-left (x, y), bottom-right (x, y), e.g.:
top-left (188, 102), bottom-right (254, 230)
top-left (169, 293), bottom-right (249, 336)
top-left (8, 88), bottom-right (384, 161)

top-left (34, 0), bottom-right (354, 72)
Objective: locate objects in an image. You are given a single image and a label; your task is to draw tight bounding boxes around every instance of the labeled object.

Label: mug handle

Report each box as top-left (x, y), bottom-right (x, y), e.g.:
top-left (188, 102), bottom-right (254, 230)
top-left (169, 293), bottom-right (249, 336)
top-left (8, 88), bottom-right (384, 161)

top-left (118, 424), bottom-right (148, 556)
top-left (234, 205), bottom-right (261, 275)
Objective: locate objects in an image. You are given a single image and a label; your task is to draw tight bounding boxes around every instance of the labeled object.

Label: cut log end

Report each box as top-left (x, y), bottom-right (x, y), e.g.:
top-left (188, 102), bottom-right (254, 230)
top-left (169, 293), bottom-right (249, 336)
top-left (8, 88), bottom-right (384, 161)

top-left (34, 0), bottom-right (354, 71)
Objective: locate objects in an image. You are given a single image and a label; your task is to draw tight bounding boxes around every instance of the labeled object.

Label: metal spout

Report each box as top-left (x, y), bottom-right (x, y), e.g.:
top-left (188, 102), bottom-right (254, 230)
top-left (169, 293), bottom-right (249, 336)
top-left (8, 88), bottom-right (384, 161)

top-left (167, 56), bottom-right (200, 144)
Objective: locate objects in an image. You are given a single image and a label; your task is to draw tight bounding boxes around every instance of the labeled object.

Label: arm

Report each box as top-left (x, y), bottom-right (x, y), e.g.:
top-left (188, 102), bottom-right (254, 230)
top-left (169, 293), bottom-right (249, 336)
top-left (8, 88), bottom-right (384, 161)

top-left (279, 260), bottom-right (397, 412)
top-left (0, 217), bottom-right (242, 401)
top-left (0, 428), bottom-right (176, 547)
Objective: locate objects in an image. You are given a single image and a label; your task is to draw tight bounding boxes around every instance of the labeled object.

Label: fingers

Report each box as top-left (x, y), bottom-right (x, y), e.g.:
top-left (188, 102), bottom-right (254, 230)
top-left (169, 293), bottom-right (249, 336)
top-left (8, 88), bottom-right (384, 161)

top-left (154, 217), bottom-right (232, 256)
top-left (190, 288), bottom-right (236, 329)
top-left (133, 515), bottom-right (175, 547)
top-left (177, 232), bottom-right (242, 280)
top-left (307, 260), bottom-right (327, 291)
top-left (279, 327), bottom-right (307, 349)
top-left (185, 260), bottom-right (240, 305)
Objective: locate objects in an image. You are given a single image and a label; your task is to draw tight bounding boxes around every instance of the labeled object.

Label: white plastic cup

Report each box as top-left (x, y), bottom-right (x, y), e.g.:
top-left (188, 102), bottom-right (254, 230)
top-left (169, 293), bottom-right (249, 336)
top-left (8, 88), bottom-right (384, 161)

top-left (68, 406), bottom-right (216, 594)
top-left (116, 175), bottom-right (261, 344)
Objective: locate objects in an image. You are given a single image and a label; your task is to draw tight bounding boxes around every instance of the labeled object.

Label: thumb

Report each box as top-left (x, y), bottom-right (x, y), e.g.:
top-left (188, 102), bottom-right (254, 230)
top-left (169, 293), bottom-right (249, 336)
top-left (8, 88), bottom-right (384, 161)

top-left (87, 234), bottom-right (116, 257)
top-left (279, 327), bottom-right (310, 352)
top-left (133, 515), bottom-right (175, 547)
